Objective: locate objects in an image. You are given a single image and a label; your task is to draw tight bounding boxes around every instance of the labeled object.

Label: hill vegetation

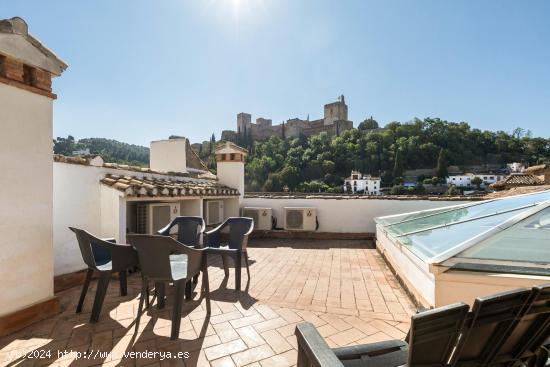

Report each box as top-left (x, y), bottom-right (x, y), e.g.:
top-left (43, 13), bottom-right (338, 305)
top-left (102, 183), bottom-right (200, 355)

top-left (234, 117), bottom-right (549, 192)
top-left (53, 136), bottom-right (149, 166)
top-left (54, 117), bottom-right (550, 193)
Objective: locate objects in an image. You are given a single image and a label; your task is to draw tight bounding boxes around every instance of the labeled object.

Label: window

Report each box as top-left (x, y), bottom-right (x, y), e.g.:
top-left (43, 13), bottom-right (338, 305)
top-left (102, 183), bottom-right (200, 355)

top-left (230, 153), bottom-right (235, 160)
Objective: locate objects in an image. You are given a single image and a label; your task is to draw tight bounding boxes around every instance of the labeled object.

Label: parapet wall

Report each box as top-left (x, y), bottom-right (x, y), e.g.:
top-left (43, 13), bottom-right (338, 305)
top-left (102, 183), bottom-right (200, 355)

top-left (243, 194), bottom-right (478, 233)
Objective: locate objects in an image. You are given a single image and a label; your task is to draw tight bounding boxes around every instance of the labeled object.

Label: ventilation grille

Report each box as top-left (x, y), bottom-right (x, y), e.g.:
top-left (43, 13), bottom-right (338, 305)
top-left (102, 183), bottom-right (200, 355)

top-left (243, 209), bottom-right (260, 226)
top-left (136, 204), bottom-right (148, 234)
top-left (286, 209), bottom-right (304, 230)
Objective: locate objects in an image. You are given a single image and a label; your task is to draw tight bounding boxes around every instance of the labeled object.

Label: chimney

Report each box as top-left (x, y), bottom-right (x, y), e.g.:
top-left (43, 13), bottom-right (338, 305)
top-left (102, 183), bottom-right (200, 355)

top-left (149, 137), bottom-right (188, 173)
top-left (215, 142), bottom-right (247, 204)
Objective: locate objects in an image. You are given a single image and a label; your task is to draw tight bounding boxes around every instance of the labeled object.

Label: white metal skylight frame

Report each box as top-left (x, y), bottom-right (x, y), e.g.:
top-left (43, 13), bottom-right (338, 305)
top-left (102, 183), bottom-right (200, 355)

top-left (375, 190), bottom-right (550, 265)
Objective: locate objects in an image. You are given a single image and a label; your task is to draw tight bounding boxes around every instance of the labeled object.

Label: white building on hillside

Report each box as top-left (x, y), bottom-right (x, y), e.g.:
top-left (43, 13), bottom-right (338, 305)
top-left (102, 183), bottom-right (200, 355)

top-left (446, 173), bottom-right (505, 188)
top-left (343, 170), bottom-right (381, 195)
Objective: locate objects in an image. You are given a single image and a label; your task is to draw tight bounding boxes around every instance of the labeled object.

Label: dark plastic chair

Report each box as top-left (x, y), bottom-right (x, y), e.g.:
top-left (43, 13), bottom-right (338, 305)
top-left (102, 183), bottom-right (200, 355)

top-left (205, 217), bottom-right (254, 291)
top-left (69, 227), bottom-right (138, 323)
top-left (296, 302), bottom-right (469, 367)
top-left (156, 216), bottom-right (206, 307)
top-left (157, 216), bottom-right (205, 247)
top-left (459, 284), bottom-right (550, 367)
top-left (127, 234), bottom-right (210, 340)
top-left (451, 287), bottom-right (533, 367)
top-left (295, 286), bottom-right (550, 367)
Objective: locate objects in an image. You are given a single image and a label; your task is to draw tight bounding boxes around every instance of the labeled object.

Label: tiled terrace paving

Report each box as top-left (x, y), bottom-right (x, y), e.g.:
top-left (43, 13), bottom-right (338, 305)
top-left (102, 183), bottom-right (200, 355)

top-left (0, 239), bottom-right (415, 367)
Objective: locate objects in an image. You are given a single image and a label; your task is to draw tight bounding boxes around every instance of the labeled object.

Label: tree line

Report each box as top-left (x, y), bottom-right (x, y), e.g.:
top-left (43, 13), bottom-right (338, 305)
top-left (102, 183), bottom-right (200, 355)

top-left (232, 117), bottom-right (549, 192)
top-left (53, 136), bottom-right (149, 166)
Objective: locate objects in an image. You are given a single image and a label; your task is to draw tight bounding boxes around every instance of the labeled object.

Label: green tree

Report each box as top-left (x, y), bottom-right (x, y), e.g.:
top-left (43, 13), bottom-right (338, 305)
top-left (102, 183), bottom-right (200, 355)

top-left (471, 176), bottom-right (483, 189)
top-left (393, 149), bottom-right (404, 181)
top-left (436, 148), bottom-right (448, 179)
top-left (358, 116), bottom-right (379, 131)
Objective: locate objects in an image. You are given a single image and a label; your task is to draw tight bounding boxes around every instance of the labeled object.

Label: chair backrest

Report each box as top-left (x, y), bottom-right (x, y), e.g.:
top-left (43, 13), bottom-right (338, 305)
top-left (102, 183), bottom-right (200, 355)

top-left (497, 284), bottom-right (550, 367)
top-left (226, 217), bottom-right (254, 250)
top-left (127, 234), bottom-right (182, 281)
top-left (452, 287), bottom-right (533, 367)
top-left (69, 227), bottom-right (111, 269)
top-left (158, 216), bottom-right (205, 246)
top-left (407, 302), bottom-right (469, 366)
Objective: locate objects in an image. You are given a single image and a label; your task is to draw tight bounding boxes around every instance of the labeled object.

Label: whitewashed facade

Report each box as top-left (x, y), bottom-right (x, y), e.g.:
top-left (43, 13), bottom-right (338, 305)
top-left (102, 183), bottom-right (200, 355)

top-left (343, 171), bottom-right (381, 195)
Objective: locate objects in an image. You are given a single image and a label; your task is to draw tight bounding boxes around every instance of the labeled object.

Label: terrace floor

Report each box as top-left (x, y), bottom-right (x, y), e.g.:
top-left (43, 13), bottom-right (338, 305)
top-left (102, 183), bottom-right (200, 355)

top-left (0, 239), bottom-right (415, 367)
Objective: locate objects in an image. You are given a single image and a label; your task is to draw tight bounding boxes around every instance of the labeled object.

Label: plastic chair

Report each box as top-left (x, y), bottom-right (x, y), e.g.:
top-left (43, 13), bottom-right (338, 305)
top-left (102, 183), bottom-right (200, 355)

top-left (205, 217), bottom-right (254, 291)
top-left (156, 216), bottom-right (206, 307)
top-left (69, 227), bottom-right (138, 323)
top-left (127, 234), bottom-right (209, 340)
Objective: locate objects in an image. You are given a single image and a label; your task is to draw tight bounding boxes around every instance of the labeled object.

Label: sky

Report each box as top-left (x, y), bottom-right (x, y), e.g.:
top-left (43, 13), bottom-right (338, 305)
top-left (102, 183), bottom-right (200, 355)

top-left (2, 0), bottom-right (550, 146)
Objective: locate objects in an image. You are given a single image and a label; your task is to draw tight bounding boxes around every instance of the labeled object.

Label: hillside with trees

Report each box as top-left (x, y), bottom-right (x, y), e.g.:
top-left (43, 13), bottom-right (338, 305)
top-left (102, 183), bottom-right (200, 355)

top-left (53, 136), bottom-right (149, 166)
top-left (54, 117), bottom-right (549, 193)
top-left (232, 117), bottom-right (549, 192)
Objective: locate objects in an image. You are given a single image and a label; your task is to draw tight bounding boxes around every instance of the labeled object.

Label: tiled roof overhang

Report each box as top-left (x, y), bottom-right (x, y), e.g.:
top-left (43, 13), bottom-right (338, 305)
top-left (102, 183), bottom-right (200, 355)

top-left (100, 174), bottom-right (239, 198)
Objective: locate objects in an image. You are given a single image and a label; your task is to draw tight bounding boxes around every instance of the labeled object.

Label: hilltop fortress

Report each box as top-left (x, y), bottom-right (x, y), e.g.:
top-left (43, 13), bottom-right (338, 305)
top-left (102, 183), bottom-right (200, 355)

top-left (221, 95), bottom-right (353, 142)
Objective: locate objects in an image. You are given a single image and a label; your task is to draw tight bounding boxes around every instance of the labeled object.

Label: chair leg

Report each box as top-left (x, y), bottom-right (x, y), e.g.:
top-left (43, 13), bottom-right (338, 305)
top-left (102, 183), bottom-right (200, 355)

top-left (155, 282), bottom-right (165, 309)
top-left (202, 264), bottom-right (211, 314)
top-left (90, 272), bottom-right (110, 323)
top-left (145, 280), bottom-right (150, 308)
top-left (185, 280), bottom-right (192, 301)
top-left (119, 270), bottom-right (127, 296)
top-left (244, 251), bottom-right (251, 280)
top-left (171, 280), bottom-right (185, 340)
top-left (76, 268), bottom-right (93, 313)
top-left (221, 255), bottom-right (229, 277)
top-left (135, 277), bottom-right (148, 335)
top-left (235, 254), bottom-right (242, 292)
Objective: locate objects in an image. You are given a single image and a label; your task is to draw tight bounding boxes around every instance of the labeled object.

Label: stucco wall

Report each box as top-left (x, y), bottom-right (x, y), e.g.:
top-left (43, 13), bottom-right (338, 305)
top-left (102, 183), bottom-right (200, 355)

top-left (242, 197), bottom-right (471, 233)
top-left (0, 83), bottom-right (54, 316)
top-left (150, 138), bottom-right (187, 173)
top-left (53, 163), bottom-right (103, 275)
top-left (218, 162), bottom-right (245, 205)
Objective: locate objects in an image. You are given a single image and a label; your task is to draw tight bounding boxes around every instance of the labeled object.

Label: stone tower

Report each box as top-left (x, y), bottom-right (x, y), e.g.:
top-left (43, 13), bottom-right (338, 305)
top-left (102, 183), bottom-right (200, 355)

top-left (323, 95), bottom-right (348, 126)
top-left (237, 112), bottom-right (251, 137)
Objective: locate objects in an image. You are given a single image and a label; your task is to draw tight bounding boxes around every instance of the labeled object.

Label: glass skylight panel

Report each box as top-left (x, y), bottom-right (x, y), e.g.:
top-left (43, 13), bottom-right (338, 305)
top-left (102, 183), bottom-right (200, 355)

top-left (399, 211), bottom-right (522, 262)
top-left (383, 191), bottom-right (550, 237)
top-left (457, 206), bottom-right (550, 264)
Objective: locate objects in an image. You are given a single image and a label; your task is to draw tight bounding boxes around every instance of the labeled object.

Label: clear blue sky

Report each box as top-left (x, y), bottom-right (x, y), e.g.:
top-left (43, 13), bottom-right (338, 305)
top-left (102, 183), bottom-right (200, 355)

top-left (3, 0), bottom-right (549, 145)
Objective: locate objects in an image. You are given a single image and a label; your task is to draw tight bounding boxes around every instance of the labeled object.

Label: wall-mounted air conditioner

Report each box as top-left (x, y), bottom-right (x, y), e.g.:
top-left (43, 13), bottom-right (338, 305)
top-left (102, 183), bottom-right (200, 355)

top-left (242, 207), bottom-right (272, 230)
top-left (283, 207), bottom-right (317, 231)
top-left (136, 202), bottom-right (179, 234)
top-left (205, 200), bottom-right (224, 225)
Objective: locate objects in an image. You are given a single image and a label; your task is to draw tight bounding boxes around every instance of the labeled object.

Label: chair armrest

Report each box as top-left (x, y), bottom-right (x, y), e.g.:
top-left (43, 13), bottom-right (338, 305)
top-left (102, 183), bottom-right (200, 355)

top-left (332, 340), bottom-right (408, 359)
top-left (295, 322), bottom-right (345, 367)
top-left (102, 237), bottom-right (116, 243)
top-left (157, 221), bottom-right (174, 236)
top-left (91, 237), bottom-right (138, 270)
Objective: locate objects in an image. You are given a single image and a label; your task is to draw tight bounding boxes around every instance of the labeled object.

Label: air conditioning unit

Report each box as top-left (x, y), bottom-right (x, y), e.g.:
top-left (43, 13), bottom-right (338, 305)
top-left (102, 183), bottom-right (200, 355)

top-left (242, 207), bottom-right (272, 230)
top-left (205, 200), bottom-right (224, 226)
top-left (283, 207), bottom-right (317, 231)
top-left (136, 202), bottom-right (179, 234)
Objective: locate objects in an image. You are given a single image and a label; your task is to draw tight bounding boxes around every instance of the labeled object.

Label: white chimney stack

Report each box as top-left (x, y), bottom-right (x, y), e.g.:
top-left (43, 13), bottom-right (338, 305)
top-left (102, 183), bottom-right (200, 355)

top-left (150, 137), bottom-right (188, 173)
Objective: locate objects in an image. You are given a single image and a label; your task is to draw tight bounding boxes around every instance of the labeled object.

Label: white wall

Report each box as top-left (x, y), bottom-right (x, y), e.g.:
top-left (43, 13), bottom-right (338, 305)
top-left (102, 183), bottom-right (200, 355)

top-left (218, 162), bottom-right (245, 204)
top-left (150, 138), bottom-right (187, 173)
top-left (0, 83), bottom-right (55, 316)
top-left (243, 197), bottom-right (471, 233)
top-left (53, 163), bottom-right (102, 275)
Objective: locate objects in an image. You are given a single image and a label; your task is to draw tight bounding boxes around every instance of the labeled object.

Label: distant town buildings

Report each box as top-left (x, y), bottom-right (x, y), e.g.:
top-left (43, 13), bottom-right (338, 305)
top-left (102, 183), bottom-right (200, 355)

top-left (343, 170), bottom-right (381, 195)
top-left (221, 95), bottom-right (353, 142)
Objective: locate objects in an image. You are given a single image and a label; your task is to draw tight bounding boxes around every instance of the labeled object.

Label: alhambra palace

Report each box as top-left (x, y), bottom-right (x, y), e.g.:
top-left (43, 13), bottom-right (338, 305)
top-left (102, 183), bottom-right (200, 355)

top-left (221, 95), bottom-right (353, 142)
